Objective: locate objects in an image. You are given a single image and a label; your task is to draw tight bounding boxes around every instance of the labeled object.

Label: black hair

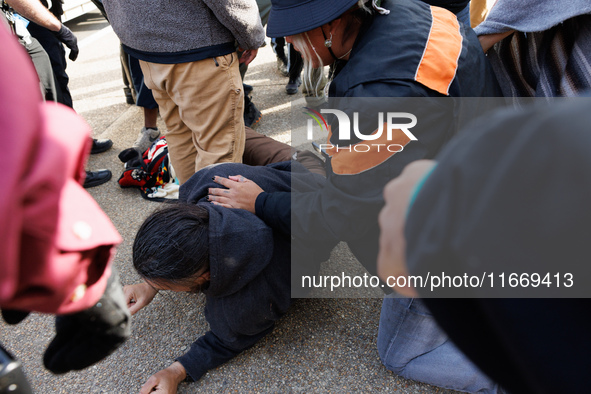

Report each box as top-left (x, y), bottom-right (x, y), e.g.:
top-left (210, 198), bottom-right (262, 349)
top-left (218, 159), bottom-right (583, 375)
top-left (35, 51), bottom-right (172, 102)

top-left (132, 203), bottom-right (210, 291)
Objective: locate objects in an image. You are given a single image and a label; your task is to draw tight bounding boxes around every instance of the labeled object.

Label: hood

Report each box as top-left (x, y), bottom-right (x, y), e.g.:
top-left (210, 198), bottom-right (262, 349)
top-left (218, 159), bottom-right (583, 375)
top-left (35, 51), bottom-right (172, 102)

top-left (180, 162), bottom-right (293, 205)
top-left (179, 162), bottom-right (294, 297)
top-left (475, 0), bottom-right (591, 36)
top-left (203, 204), bottom-right (274, 298)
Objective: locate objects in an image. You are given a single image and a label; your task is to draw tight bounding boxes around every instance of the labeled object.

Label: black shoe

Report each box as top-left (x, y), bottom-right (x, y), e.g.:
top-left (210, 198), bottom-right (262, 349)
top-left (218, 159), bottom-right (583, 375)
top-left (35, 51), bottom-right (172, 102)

top-left (286, 77), bottom-right (301, 95)
top-left (91, 138), bottom-right (113, 154)
top-left (83, 169), bottom-right (112, 188)
top-left (244, 97), bottom-right (262, 128)
top-left (123, 87), bottom-right (135, 105)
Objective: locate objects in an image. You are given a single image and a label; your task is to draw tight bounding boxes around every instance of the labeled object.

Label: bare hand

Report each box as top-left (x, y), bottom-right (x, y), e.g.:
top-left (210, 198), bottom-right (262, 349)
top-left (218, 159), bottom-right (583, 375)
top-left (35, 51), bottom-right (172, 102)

top-left (208, 175), bottom-right (264, 214)
top-left (139, 362), bottom-right (187, 394)
top-left (377, 160), bottom-right (436, 297)
top-left (478, 30), bottom-right (514, 52)
top-left (239, 49), bottom-right (258, 65)
top-left (123, 282), bottom-right (158, 315)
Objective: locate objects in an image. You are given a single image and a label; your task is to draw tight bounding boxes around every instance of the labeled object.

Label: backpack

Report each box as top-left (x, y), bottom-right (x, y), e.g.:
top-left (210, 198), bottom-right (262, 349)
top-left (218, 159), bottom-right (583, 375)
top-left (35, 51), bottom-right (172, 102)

top-left (118, 136), bottom-right (179, 201)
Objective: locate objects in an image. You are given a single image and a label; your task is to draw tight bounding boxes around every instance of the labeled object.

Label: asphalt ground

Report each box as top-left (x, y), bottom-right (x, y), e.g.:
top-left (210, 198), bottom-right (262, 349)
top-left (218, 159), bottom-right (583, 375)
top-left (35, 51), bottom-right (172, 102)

top-left (1, 11), bottom-right (460, 393)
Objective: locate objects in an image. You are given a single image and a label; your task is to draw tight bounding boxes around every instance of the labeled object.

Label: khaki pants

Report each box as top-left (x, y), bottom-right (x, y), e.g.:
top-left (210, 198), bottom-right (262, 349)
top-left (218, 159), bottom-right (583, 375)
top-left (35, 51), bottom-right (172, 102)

top-left (140, 53), bottom-right (245, 184)
top-left (470, 0), bottom-right (496, 28)
top-left (243, 127), bottom-right (326, 177)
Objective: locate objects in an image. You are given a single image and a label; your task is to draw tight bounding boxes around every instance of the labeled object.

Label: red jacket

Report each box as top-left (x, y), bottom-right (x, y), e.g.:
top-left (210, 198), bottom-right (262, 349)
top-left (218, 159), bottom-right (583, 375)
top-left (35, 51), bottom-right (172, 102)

top-left (0, 25), bottom-right (121, 314)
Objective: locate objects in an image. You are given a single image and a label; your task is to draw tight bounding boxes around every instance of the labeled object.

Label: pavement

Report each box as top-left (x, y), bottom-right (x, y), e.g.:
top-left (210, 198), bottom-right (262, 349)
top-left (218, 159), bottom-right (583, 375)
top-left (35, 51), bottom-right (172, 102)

top-left (0, 11), bottom-right (459, 393)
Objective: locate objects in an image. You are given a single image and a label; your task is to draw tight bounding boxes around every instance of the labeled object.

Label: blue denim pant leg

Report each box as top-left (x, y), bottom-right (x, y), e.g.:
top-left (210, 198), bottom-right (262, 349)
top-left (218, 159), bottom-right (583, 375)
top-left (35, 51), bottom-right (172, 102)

top-left (378, 295), bottom-right (504, 393)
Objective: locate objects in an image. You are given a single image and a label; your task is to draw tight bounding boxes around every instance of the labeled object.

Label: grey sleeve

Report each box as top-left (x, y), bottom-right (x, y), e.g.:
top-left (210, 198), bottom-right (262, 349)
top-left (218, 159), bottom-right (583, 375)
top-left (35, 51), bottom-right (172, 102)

top-left (203, 0), bottom-right (265, 50)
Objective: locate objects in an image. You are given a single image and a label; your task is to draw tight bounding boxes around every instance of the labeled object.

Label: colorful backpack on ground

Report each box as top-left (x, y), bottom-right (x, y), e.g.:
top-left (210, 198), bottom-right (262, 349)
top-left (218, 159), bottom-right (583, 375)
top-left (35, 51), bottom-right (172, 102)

top-left (118, 136), bottom-right (179, 201)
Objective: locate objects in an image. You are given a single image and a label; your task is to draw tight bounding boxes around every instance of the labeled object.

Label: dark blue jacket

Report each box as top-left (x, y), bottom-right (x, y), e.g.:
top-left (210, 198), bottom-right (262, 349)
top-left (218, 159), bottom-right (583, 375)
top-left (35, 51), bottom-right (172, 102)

top-left (259, 0), bottom-right (501, 277)
top-left (423, 0), bottom-right (469, 14)
top-left (176, 162), bottom-right (295, 381)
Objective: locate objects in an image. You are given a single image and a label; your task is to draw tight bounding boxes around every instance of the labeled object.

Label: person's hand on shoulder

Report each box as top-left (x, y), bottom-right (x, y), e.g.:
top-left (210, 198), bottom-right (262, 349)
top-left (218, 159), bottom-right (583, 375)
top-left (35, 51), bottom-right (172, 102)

top-left (208, 175), bottom-right (264, 213)
top-left (140, 361), bottom-right (187, 394)
top-left (123, 282), bottom-right (158, 315)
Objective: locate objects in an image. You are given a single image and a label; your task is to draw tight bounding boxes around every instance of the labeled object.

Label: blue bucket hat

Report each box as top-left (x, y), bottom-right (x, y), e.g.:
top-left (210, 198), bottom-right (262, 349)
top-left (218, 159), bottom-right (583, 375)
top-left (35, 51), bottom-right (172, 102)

top-left (267, 0), bottom-right (360, 38)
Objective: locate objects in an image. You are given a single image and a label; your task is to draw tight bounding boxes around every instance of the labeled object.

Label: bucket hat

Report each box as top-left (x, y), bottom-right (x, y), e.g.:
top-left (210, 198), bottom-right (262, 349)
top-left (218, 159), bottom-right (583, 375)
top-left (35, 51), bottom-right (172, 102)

top-left (267, 0), bottom-right (360, 38)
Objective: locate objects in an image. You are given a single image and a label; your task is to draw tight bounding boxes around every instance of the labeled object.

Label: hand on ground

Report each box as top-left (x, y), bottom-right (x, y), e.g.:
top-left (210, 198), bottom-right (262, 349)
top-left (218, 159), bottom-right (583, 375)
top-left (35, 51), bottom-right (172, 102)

top-left (139, 362), bottom-right (187, 394)
top-left (123, 282), bottom-right (158, 315)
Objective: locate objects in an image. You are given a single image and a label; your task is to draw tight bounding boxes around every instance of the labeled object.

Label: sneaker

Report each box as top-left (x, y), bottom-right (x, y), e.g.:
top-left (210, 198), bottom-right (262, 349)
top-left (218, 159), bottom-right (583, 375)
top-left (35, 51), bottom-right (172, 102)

top-left (304, 94), bottom-right (327, 110)
top-left (244, 97), bottom-right (262, 128)
top-left (133, 127), bottom-right (160, 154)
top-left (276, 58), bottom-right (289, 77)
top-left (91, 138), bottom-right (113, 154)
top-left (83, 169), bottom-right (112, 188)
top-left (286, 77), bottom-right (302, 95)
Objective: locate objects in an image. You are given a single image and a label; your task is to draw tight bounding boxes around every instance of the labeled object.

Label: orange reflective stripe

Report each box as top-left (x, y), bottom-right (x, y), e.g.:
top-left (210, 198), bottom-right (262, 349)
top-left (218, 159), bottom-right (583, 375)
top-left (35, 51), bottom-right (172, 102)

top-left (326, 124), bottom-right (411, 175)
top-left (415, 6), bottom-right (462, 96)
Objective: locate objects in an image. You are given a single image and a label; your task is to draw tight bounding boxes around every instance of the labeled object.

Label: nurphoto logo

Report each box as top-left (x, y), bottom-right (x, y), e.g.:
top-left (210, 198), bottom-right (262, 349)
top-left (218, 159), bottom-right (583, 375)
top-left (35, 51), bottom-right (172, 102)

top-left (304, 108), bottom-right (418, 153)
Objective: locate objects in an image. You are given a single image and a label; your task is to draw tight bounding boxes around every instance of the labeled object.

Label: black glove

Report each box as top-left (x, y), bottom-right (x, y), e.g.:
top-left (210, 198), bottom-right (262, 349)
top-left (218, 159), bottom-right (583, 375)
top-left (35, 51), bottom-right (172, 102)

top-left (43, 269), bottom-right (131, 374)
top-left (1, 309), bottom-right (30, 325)
top-left (53, 24), bottom-right (79, 61)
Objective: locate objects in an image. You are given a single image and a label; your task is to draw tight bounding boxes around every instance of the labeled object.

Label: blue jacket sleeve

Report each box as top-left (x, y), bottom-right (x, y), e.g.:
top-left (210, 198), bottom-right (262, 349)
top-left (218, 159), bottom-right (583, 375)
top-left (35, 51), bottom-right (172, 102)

top-left (254, 191), bottom-right (291, 236)
top-left (176, 327), bottom-right (272, 381)
top-left (254, 82), bottom-right (457, 247)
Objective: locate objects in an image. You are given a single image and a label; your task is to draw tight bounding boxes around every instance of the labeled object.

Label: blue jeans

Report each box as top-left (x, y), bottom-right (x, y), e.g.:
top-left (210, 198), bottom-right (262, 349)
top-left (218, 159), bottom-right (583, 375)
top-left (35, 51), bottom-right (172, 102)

top-left (378, 295), bottom-right (505, 393)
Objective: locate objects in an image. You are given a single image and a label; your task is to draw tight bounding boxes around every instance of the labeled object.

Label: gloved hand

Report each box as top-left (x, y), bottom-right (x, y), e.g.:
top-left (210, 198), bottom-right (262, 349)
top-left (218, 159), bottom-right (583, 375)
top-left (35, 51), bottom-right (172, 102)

top-left (43, 269), bottom-right (131, 374)
top-left (1, 309), bottom-right (30, 325)
top-left (53, 24), bottom-right (79, 61)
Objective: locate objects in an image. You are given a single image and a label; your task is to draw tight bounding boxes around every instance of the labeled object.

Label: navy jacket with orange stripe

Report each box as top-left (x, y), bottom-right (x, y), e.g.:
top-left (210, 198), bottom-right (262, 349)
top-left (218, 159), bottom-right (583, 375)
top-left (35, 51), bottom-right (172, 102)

top-left (423, 0), bottom-right (469, 14)
top-left (257, 0), bottom-right (501, 278)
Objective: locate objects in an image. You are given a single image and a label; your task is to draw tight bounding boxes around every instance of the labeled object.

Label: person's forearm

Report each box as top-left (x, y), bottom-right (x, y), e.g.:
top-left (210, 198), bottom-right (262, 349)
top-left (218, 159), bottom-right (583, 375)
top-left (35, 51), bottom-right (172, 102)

top-left (167, 361), bottom-right (187, 383)
top-left (176, 332), bottom-right (243, 382)
top-left (177, 328), bottom-right (271, 382)
top-left (6, 0), bottom-right (61, 31)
